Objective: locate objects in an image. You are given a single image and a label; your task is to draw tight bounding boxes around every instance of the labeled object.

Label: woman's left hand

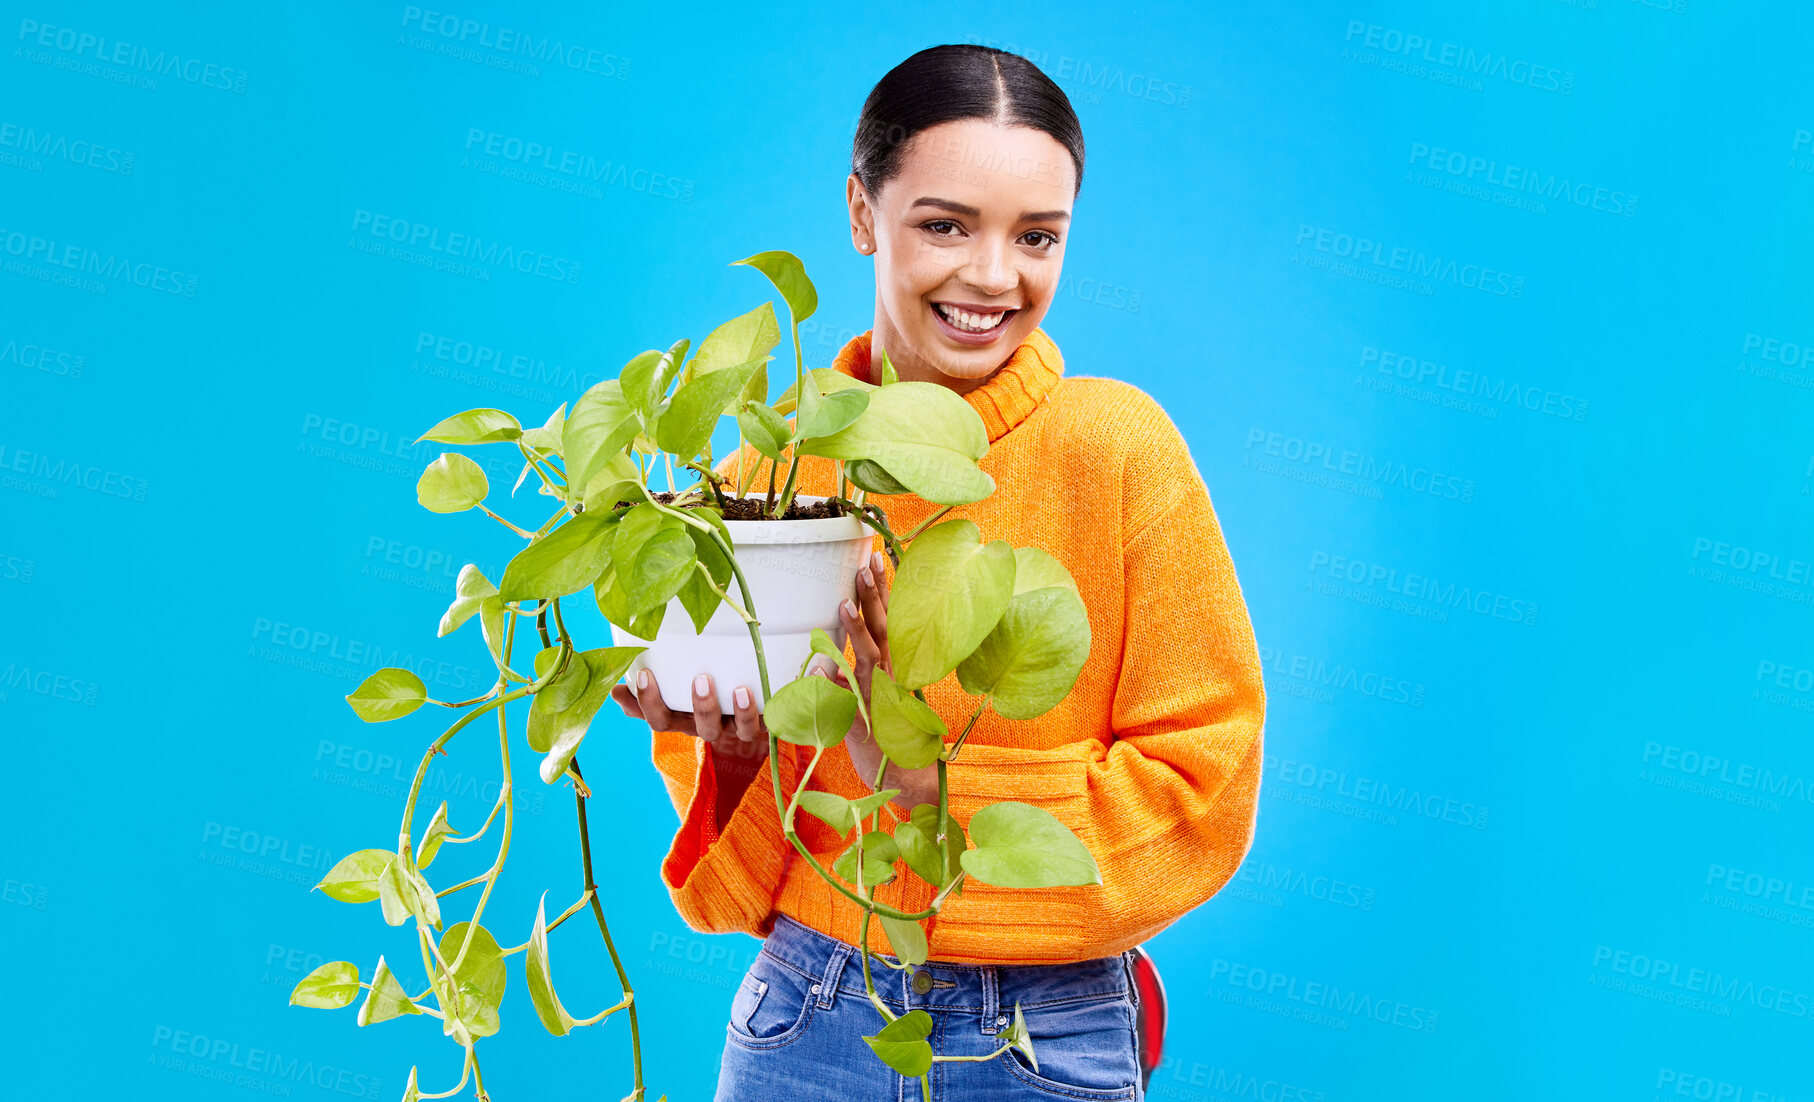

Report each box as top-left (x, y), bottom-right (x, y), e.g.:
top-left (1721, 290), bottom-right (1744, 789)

top-left (812, 549), bottom-right (939, 811)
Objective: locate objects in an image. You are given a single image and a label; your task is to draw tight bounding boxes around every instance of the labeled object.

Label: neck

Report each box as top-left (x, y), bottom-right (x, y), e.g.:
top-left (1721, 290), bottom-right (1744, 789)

top-left (872, 306), bottom-right (995, 397)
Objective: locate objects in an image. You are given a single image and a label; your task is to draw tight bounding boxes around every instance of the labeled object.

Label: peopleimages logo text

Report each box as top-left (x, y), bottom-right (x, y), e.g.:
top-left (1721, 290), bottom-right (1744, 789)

top-left (1408, 142), bottom-right (1636, 217)
top-left (350, 210), bottom-right (580, 284)
top-left (1295, 225), bottom-right (1525, 298)
top-left (399, 6), bottom-right (630, 78)
top-left (1343, 21), bottom-right (1574, 95)
top-left (15, 18), bottom-right (248, 92)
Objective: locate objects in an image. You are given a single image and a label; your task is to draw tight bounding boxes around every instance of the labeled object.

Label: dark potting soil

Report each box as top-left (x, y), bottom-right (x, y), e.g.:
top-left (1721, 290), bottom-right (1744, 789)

top-left (619, 490), bottom-right (846, 521)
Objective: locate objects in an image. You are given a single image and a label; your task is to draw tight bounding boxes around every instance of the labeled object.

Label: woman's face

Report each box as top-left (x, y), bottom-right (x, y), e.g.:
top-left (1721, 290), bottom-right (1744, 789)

top-left (848, 118), bottom-right (1076, 388)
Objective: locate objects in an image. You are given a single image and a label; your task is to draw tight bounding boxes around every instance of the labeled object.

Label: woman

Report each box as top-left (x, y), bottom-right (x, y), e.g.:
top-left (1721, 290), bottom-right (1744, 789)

top-left (612, 43), bottom-right (1266, 1102)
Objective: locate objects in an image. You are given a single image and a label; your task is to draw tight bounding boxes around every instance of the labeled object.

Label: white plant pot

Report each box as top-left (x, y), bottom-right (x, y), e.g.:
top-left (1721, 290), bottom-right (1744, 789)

top-left (610, 495), bottom-right (872, 715)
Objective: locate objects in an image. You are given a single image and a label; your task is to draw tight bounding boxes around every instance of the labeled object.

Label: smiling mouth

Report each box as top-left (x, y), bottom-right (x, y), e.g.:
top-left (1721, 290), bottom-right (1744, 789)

top-left (932, 302), bottom-right (1017, 335)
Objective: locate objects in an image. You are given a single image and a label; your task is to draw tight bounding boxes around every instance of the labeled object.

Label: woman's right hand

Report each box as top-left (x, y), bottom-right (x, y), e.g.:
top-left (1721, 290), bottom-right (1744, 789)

top-left (611, 668), bottom-right (769, 764)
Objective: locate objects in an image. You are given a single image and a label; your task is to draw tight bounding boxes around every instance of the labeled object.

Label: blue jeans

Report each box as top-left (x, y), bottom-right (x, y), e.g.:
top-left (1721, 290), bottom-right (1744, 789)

top-left (715, 912), bottom-right (1146, 1101)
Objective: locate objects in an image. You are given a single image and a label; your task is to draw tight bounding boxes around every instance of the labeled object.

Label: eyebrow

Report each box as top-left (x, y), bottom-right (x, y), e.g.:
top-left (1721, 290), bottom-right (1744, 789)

top-left (909, 197), bottom-right (1071, 224)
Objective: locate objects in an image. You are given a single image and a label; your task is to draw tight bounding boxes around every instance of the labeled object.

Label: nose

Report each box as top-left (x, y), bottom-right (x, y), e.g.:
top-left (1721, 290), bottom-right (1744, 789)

top-left (960, 239), bottom-right (1016, 297)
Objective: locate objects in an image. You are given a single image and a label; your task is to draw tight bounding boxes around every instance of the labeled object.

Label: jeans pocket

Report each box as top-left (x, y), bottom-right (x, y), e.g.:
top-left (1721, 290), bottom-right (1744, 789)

top-left (1001, 994), bottom-right (1139, 1100)
top-left (726, 951), bottom-right (816, 1050)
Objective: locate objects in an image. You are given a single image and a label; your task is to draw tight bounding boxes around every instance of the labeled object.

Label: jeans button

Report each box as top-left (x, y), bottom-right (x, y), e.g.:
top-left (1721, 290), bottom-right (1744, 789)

top-left (911, 969), bottom-right (933, 994)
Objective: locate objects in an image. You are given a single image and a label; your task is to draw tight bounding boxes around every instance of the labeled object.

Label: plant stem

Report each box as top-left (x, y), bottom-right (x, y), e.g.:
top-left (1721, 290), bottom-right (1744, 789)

top-left (946, 699), bottom-right (988, 761)
top-left (478, 504), bottom-right (535, 539)
top-left (900, 505), bottom-right (954, 543)
top-left (858, 909), bottom-right (897, 1023)
top-left (765, 454), bottom-right (778, 511)
top-left (571, 756), bottom-right (644, 1099)
top-left (780, 746), bottom-right (827, 833)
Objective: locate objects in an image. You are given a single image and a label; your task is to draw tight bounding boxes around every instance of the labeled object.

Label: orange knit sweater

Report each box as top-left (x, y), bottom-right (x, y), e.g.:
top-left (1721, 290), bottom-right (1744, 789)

top-left (648, 326), bottom-right (1266, 964)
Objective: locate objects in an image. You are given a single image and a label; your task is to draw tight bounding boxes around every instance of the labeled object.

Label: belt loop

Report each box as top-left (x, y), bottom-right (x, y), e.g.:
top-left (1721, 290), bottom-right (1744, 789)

top-left (819, 941), bottom-right (853, 1009)
top-left (980, 963), bottom-right (1001, 1035)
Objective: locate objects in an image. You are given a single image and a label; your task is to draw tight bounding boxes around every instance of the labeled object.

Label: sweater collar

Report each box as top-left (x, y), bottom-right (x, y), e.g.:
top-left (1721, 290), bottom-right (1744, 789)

top-left (829, 327), bottom-right (1065, 444)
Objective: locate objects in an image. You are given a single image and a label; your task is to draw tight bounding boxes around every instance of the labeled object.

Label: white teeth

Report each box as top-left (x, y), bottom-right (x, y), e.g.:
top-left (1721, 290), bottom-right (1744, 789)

top-left (935, 303), bottom-right (1009, 333)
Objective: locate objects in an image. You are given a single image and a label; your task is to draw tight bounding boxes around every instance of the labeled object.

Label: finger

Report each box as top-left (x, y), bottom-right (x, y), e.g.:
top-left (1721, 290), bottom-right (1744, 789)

top-left (611, 683), bottom-right (644, 720)
top-left (859, 550), bottom-right (890, 668)
top-left (691, 675), bottom-right (725, 743)
top-left (731, 686), bottom-right (766, 749)
top-left (634, 667), bottom-right (681, 733)
top-left (842, 597), bottom-right (880, 675)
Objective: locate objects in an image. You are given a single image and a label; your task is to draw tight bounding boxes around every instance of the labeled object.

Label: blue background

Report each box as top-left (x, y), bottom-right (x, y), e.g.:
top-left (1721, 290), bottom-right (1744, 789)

top-left (3, 2), bottom-right (1810, 1100)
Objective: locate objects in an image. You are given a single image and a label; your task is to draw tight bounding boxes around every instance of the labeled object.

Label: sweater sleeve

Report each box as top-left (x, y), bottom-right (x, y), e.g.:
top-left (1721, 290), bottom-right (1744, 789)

top-left (935, 411), bottom-right (1267, 962)
top-left (651, 731), bottom-right (803, 937)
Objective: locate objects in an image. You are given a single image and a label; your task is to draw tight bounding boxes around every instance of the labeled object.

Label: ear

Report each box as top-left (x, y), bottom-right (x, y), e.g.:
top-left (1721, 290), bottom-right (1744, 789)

top-left (847, 174), bottom-right (875, 254)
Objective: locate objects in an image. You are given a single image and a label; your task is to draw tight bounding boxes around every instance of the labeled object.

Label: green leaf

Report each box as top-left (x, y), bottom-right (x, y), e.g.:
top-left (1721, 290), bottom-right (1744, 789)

top-left (654, 338), bottom-right (690, 406)
top-left (862, 1009), bottom-right (933, 1076)
top-left (690, 302), bottom-right (779, 387)
top-left (533, 646), bottom-right (593, 712)
top-left (625, 526), bottom-right (696, 618)
top-left (417, 802), bottom-right (459, 869)
top-left (798, 382), bottom-right (993, 505)
top-left (901, 804), bottom-right (967, 889)
top-left (791, 790), bottom-right (856, 834)
top-left (658, 358), bottom-right (761, 462)
top-left (376, 854), bottom-right (442, 929)
top-left (593, 553), bottom-right (667, 639)
top-left (289, 961), bottom-right (360, 1008)
top-left (867, 667), bottom-right (947, 769)
top-left (738, 401), bottom-right (791, 462)
top-left (417, 408), bottom-right (521, 445)
top-left (733, 250), bottom-right (817, 325)
top-left (1006, 546), bottom-right (1080, 597)
top-left (315, 849), bottom-right (393, 903)
top-left (619, 349), bottom-right (666, 421)
top-left (519, 403), bottom-right (567, 454)
top-left (774, 367), bottom-right (875, 415)
top-left (439, 565), bottom-right (499, 637)
top-left (356, 956), bottom-right (422, 1026)
top-left (564, 379), bottom-right (640, 497)
top-left (955, 585), bottom-right (1091, 720)
top-left (477, 595), bottom-right (508, 670)
top-left (498, 513), bottom-right (614, 602)
top-left (525, 892), bottom-right (578, 1036)
top-left (675, 508), bottom-right (734, 633)
top-left (845, 458), bottom-right (912, 497)
top-left (528, 647), bottom-right (645, 782)
top-left (1004, 1000), bottom-right (1037, 1071)
top-left (792, 360), bottom-right (870, 442)
top-left (577, 451), bottom-right (645, 515)
top-left (879, 914), bottom-right (928, 966)
top-left (345, 668), bottom-right (427, 722)
top-left (877, 347), bottom-right (899, 385)
top-left (958, 801), bottom-right (1100, 888)
top-left (833, 829), bottom-right (899, 887)
top-left (437, 922), bottom-right (506, 1039)
top-left (808, 627), bottom-right (853, 678)
top-left (763, 675), bottom-right (857, 748)
top-left (885, 519), bottom-right (1016, 689)
top-left (416, 452), bottom-right (489, 513)
top-left (849, 788), bottom-right (902, 826)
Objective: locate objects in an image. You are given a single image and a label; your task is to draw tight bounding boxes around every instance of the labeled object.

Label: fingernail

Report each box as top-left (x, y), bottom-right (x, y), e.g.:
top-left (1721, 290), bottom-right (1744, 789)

top-left (842, 598), bottom-right (857, 618)
top-left (735, 687), bottom-right (751, 708)
top-left (872, 551), bottom-right (885, 573)
top-left (693, 674), bottom-right (710, 697)
top-left (638, 669), bottom-right (651, 689)
top-left (859, 567), bottom-right (873, 588)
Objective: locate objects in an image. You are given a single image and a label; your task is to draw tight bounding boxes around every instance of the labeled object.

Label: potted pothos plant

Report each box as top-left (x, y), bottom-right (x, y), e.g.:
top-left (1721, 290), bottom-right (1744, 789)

top-left (289, 251), bottom-right (1099, 1102)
